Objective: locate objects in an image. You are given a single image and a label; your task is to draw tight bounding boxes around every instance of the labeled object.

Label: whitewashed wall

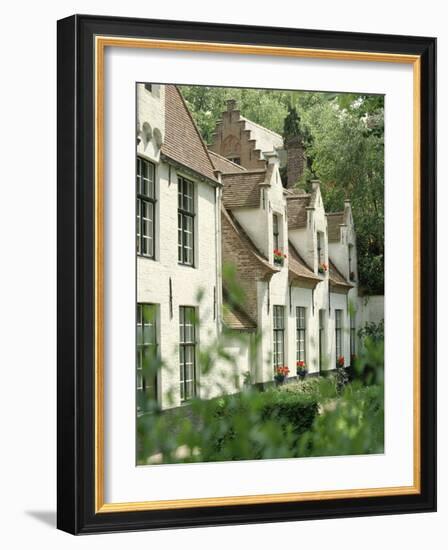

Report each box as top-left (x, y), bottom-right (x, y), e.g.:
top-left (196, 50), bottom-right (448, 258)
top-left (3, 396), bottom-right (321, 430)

top-left (357, 295), bottom-right (385, 327)
top-left (137, 85), bottom-right (223, 408)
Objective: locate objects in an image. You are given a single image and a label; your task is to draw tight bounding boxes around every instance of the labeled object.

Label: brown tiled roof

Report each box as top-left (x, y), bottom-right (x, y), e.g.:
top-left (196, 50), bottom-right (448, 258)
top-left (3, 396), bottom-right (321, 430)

top-left (221, 170), bottom-right (267, 209)
top-left (329, 260), bottom-right (353, 290)
top-left (287, 194), bottom-right (312, 229)
top-left (288, 241), bottom-right (322, 284)
top-left (208, 150), bottom-right (246, 174)
top-left (327, 212), bottom-right (345, 242)
top-left (221, 207), bottom-right (277, 273)
top-left (223, 301), bottom-right (257, 331)
top-left (161, 86), bottom-right (219, 184)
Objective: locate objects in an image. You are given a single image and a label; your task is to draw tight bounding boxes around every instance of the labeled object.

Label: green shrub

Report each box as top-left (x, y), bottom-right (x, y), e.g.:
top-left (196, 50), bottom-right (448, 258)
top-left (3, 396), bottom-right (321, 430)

top-left (201, 389), bottom-right (318, 462)
top-left (259, 390), bottom-right (318, 436)
top-left (298, 382), bottom-right (384, 457)
top-left (278, 377), bottom-right (338, 402)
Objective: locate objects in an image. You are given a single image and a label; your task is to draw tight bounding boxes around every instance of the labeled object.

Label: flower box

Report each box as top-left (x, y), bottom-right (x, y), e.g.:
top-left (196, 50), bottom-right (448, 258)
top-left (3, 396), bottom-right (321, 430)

top-left (296, 360), bottom-right (307, 380)
top-left (274, 365), bottom-right (290, 384)
top-left (273, 249), bottom-right (287, 266)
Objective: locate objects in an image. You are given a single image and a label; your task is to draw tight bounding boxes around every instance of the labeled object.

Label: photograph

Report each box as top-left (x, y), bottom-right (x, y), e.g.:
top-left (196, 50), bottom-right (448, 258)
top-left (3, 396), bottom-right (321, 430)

top-left (136, 82), bottom-right (385, 465)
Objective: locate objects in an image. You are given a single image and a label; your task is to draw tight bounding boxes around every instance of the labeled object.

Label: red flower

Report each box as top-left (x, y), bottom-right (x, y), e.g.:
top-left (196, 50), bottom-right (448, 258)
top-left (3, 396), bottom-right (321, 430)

top-left (276, 365), bottom-right (290, 377)
top-left (337, 355), bottom-right (345, 367)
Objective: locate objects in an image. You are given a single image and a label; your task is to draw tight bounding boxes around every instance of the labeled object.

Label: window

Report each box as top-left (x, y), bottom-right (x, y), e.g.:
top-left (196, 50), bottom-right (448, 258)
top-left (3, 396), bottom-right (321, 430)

top-left (350, 313), bottom-right (356, 358)
top-left (228, 156), bottom-right (241, 165)
top-left (273, 305), bottom-right (285, 369)
top-left (178, 177), bottom-right (195, 266)
top-left (144, 83), bottom-right (152, 92)
top-left (296, 307), bottom-right (306, 362)
top-left (319, 309), bottom-right (325, 370)
top-left (317, 231), bottom-right (323, 264)
top-left (335, 309), bottom-right (343, 360)
top-left (179, 306), bottom-right (197, 401)
top-left (273, 214), bottom-right (280, 251)
top-left (349, 244), bottom-right (355, 280)
top-left (136, 304), bottom-right (158, 407)
top-left (136, 157), bottom-right (155, 258)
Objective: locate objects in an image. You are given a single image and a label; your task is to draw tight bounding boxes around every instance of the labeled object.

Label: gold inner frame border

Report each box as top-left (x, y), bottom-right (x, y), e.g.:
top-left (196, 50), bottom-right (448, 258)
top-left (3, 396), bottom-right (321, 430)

top-left (94, 36), bottom-right (421, 513)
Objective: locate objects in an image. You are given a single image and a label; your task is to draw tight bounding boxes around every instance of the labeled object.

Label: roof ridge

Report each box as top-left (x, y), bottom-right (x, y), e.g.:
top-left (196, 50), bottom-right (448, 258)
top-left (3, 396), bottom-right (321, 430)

top-left (240, 116), bottom-right (283, 140)
top-left (208, 150), bottom-right (247, 170)
top-left (222, 168), bottom-right (266, 175)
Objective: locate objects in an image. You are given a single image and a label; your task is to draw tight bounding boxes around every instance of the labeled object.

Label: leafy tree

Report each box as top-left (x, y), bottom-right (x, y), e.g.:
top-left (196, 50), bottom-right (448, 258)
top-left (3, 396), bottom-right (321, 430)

top-left (179, 86), bottom-right (384, 294)
top-left (283, 105), bottom-right (302, 139)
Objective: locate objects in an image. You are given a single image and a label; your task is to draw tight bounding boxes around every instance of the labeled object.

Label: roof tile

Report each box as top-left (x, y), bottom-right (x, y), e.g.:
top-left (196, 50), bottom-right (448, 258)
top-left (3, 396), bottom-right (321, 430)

top-left (327, 212), bottom-right (345, 242)
top-left (161, 86), bottom-right (218, 183)
top-left (223, 301), bottom-right (257, 331)
top-left (208, 150), bottom-right (246, 174)
top-left (287, 195), bottom-right (312, 229)
top-left (329, 260), bottom-right (353, 289)
top-left (221, 170), bottom-right (267, 209)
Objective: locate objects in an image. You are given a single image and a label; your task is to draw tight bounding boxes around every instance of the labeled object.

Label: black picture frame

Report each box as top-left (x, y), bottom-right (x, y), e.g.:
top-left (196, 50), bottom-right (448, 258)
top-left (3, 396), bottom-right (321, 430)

top-left (57, 14), bottom-right (436, 535)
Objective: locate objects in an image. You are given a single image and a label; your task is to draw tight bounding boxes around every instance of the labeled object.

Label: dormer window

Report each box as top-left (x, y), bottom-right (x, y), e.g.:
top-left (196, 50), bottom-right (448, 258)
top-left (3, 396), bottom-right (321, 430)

top-left (317, 231), bottom-right (323, 264)
top-left (349, 244), bottom-right (355, 280)
top-left (273, 214), bottom-right (280, 251)
top-left (273, 213), bottom-right (286, 266)
top-left (227, 156), bottom-right (241, 165)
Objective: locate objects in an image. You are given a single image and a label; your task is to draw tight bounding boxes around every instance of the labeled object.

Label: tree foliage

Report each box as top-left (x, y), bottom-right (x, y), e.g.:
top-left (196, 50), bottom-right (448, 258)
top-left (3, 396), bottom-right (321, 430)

top-left (179, 85), bottom-right (384, 294)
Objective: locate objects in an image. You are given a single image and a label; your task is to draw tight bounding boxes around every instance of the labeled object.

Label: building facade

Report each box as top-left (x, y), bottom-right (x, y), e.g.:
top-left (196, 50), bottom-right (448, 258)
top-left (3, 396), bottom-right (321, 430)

top-left (136, 84), bottom-right (381, 411)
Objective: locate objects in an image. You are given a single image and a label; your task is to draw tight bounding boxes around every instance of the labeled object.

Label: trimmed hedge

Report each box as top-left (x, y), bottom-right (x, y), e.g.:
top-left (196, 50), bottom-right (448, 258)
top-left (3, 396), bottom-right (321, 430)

top-left (203, 389), bottom-right (319, 461)
top-left (259, 390), bottom-right (318, 436)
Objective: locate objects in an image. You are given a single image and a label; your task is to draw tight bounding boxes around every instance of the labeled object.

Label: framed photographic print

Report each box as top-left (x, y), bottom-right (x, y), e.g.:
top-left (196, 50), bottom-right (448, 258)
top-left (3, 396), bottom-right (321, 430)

top-left (57, 14), bottom-right (436, 534)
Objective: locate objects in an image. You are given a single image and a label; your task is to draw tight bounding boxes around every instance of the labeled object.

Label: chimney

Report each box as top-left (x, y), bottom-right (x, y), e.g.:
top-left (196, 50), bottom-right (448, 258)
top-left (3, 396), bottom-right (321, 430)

top-left (226, 99), bottom-right (237, 112)
top-left (344, 198), bottom-right (351, 220)
top-left (311, 179), bottom-right (321, 192)
top-left (285, 136), bottom-right (306, 188)
top-left (264, 150), bottom-right (280, 168)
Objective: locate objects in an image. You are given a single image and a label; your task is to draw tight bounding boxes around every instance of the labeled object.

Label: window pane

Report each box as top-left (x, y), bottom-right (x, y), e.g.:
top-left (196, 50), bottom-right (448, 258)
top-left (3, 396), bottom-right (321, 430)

top-left (179, 307), bottom-right (196, 401)
top-left (136, 159), bottom-right (155, 258)
top-left (136, 199), bottom-right (141, 254)
top-left (178, 179), bottom-right (195, 265)
top-left (136, 158), bottom-right (141, 195)
top-left (136, 303), bottom-right (158, 407)
top-left (273, 214), bottom-right (279, 250)
top-left (183, 180), bottom-right (194, 213)
top-left (273, 306), bottom-right (285, 368)
top-left (178, 178), bottom-right (183, 209)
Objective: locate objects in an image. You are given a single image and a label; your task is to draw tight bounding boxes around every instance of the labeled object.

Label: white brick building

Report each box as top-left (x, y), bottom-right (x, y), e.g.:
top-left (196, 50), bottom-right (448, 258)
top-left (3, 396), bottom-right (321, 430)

top-left (136, 84), bottom-right (381, 411)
